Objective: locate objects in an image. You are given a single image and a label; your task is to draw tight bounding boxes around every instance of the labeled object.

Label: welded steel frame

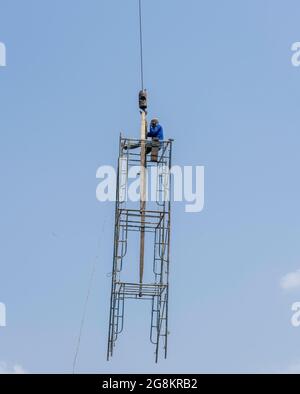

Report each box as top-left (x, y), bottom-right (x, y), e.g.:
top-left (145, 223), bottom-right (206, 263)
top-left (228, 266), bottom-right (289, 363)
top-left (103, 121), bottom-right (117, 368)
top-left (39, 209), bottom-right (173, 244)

top-left (107, 135), bottom-right (172, 363)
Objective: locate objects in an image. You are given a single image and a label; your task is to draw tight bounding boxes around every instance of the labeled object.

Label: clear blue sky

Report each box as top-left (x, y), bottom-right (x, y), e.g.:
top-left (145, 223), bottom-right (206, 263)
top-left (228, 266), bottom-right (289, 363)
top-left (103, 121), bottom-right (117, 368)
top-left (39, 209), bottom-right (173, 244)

top-left (1, 0), bottom-right (300, 373)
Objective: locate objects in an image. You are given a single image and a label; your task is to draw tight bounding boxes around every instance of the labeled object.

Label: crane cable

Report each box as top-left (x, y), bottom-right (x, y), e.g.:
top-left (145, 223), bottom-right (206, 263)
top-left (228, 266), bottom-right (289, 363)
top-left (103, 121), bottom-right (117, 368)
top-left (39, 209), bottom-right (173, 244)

top-left (139, 0), bottom-right (144, 91)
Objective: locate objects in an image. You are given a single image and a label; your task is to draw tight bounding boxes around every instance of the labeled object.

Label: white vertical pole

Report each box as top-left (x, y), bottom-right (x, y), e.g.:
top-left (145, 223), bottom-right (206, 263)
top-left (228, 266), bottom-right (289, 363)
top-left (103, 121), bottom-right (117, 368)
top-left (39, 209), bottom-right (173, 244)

top-left (139, 110), bottom-right (147, 295)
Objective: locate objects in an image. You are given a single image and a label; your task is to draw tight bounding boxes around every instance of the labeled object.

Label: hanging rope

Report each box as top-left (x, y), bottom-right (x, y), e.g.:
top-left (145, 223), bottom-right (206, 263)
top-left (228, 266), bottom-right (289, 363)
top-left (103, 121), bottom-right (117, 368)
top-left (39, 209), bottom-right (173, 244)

top-left (139, 0), bottom-right (144, 90)
top-left (72, 218), bottom-right (107, 374)
top-left (72, 259), bottom-right (97, 374)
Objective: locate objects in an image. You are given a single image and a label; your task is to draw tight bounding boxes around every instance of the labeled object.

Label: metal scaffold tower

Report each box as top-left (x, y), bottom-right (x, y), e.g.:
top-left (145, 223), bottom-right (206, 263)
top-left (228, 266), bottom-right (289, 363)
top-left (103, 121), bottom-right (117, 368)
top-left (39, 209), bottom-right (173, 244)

top-left (107, 90), bottom-right (173, 363)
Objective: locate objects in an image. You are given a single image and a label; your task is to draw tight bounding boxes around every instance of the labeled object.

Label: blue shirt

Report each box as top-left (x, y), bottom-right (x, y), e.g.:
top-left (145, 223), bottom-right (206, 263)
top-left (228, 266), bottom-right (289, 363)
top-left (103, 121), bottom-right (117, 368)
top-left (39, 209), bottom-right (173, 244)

top-left (147, 124), bottom-right (164, 141)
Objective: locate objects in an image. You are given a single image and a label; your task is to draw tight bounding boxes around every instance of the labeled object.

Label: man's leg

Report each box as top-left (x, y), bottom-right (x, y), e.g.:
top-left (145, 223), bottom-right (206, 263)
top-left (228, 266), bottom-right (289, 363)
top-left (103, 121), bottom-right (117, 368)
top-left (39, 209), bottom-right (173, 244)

top-left (123, 140), bottom-right (153, 154)
top-left (123, 142), bottom-right (141, 150)
top-left (151, 138), bottom-right (160, 162)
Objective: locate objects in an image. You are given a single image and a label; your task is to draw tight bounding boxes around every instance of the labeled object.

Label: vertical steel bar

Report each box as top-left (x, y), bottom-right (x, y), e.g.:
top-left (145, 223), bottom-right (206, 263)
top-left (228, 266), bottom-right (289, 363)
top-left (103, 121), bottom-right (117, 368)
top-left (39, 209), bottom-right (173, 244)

top-left (107, 135), bottom-right (122, 360)
top-left (164, 140), bottom-right (172, 359)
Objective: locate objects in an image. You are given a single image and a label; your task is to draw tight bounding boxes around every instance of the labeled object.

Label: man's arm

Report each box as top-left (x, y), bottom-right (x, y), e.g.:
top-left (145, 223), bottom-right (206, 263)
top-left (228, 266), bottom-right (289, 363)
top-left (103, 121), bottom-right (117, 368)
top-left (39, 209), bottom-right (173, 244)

top-left (158, 125), bottom-right (164, 140)
top-left (147, 127), bottom-right (156, 138)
